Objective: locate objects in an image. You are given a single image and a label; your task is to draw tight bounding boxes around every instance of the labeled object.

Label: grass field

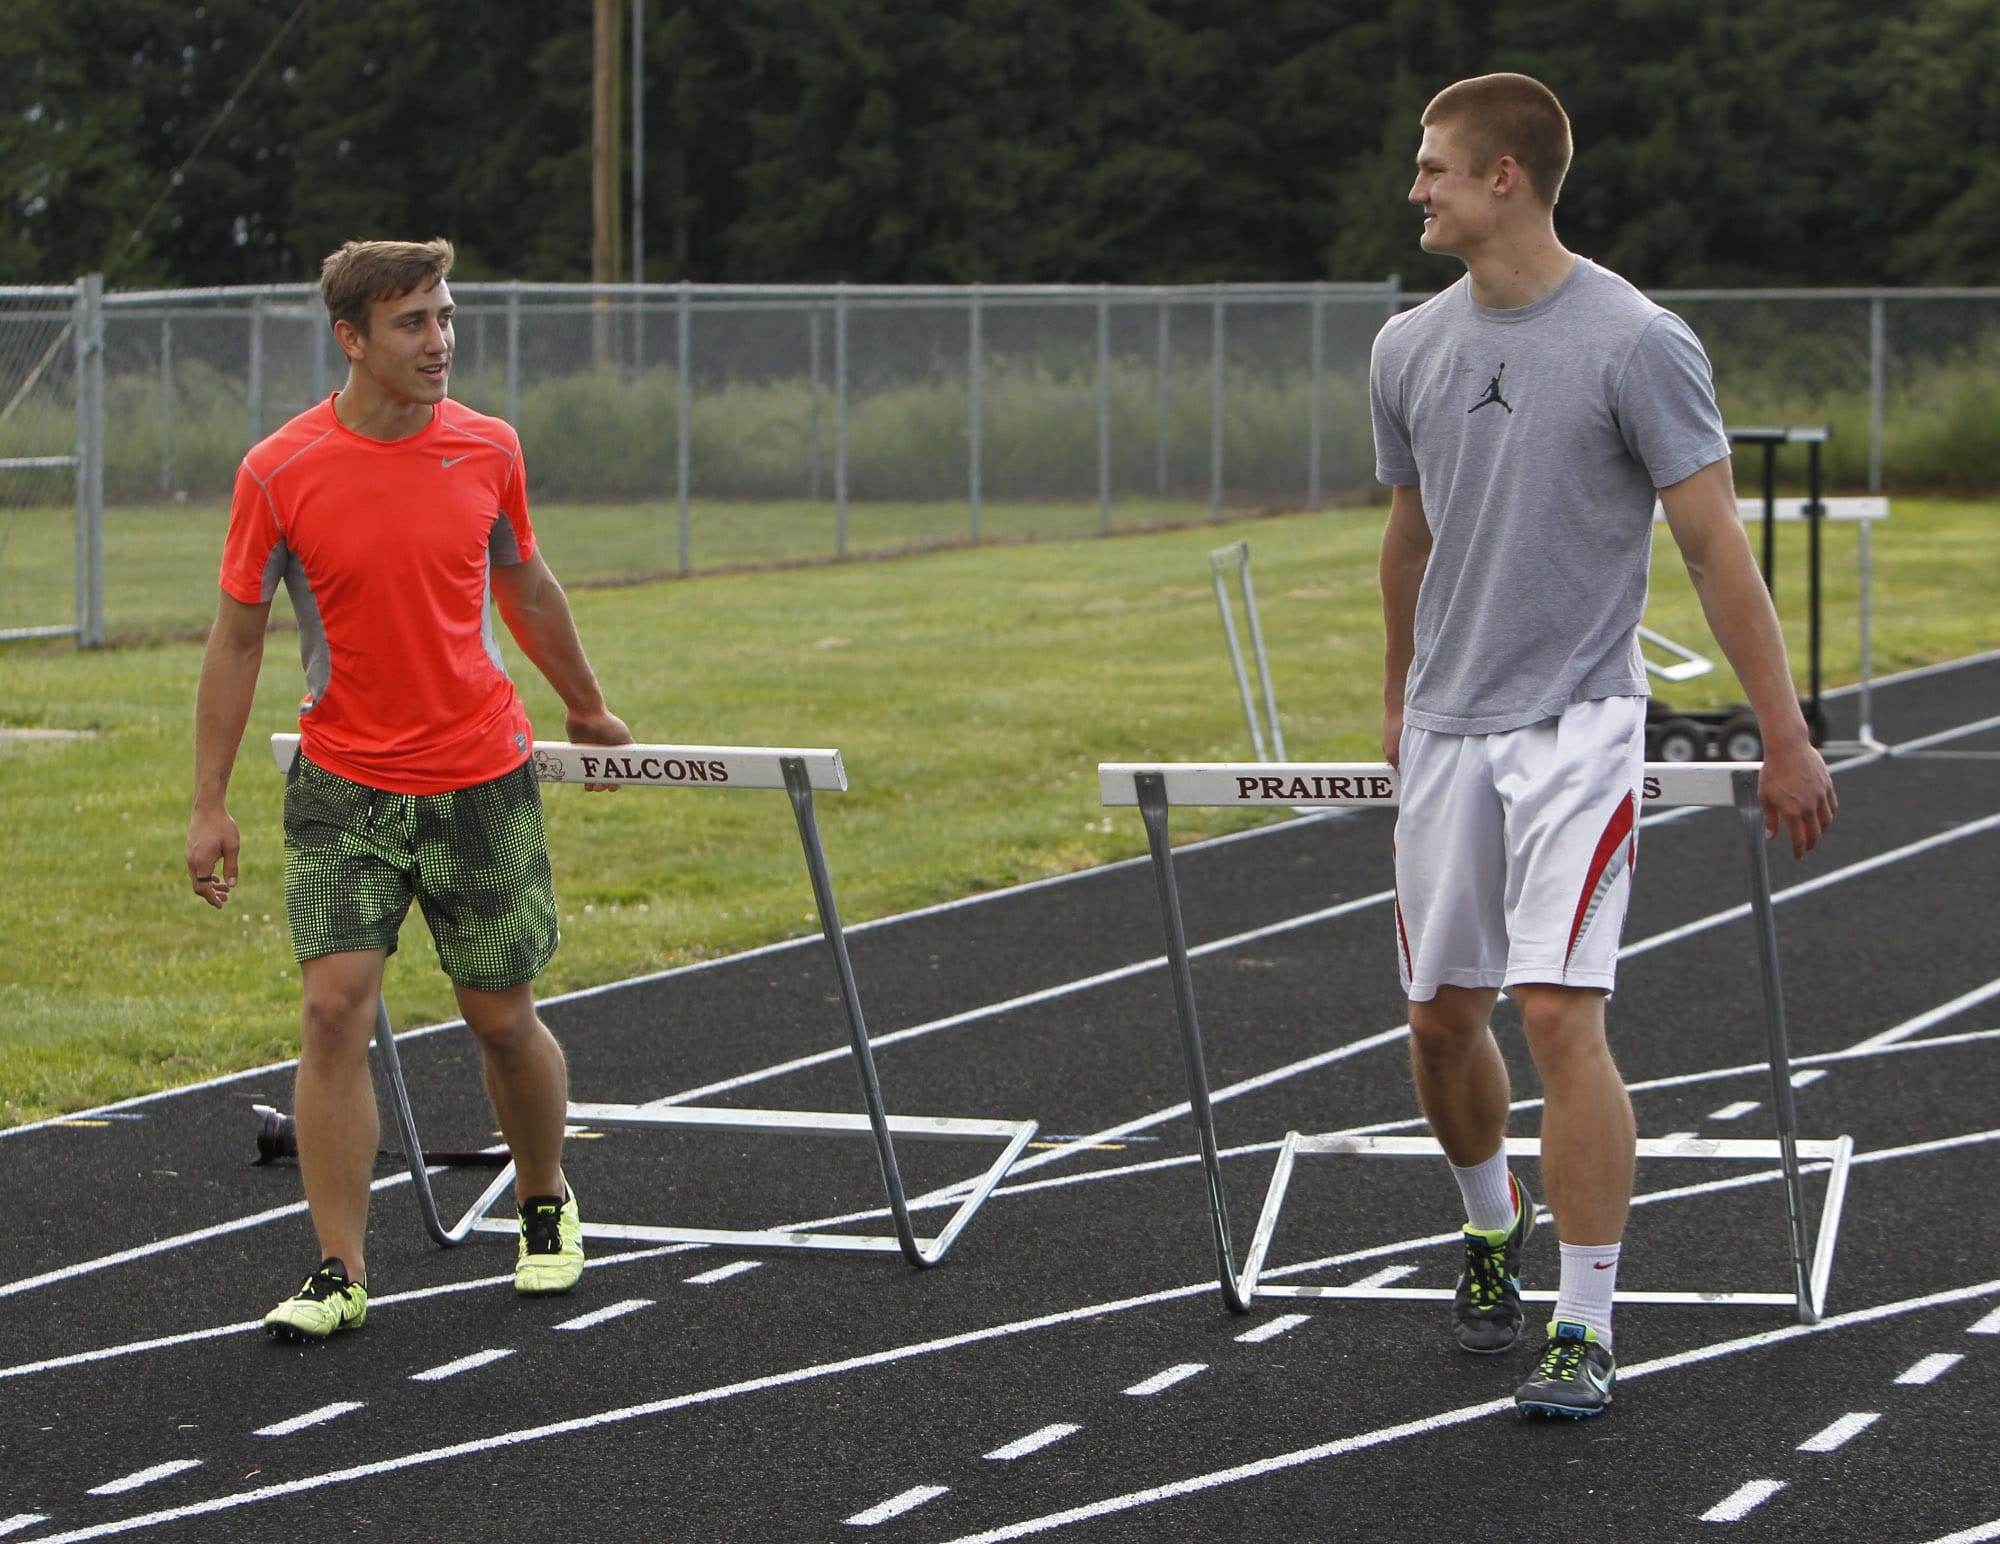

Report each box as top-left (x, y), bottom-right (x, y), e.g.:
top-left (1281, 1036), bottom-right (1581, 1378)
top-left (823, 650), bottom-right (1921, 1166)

top-left (1, 497), bottom-right (1992, 1126)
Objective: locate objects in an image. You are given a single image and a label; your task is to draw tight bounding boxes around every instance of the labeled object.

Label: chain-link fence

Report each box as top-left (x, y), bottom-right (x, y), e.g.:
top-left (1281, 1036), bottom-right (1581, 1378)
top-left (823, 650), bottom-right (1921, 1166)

top-left (6, 280), bottom-right (1998, 644)
top-left (0, 278), bottom-right (103, 644)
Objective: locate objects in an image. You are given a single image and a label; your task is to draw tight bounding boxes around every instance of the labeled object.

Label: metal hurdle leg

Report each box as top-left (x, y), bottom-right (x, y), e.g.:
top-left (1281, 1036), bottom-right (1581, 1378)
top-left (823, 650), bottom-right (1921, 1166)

top-left (1210, 542), bottom-right (1285, 762)
top-left (1103, 758), bottom-right (1854, 1321)
top-left (1135, 771), bottom-right (1255, 1311)
top-left (270, 733), bottom-right (1037, 1270)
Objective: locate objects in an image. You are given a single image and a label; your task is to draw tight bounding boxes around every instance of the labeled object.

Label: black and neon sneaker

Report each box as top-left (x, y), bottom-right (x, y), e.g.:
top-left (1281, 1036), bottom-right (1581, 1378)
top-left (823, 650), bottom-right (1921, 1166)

top-left (515, 1185), bottom-right (584, 1295)
top-left (264, 1258), bottom-right (368, 1341)
top-left (1452, 1171), bottom-right (1535, 1354)
top-left (1515, 1320), bottom-right (1616, 1417)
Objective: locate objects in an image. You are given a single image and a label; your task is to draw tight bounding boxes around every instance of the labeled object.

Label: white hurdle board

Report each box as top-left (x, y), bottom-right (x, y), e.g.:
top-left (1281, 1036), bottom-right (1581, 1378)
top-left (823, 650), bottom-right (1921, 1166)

top-left (272, 734), bottom-right (1038, 1268)
top-left (1100, 758), bottom-right (1852, 1322)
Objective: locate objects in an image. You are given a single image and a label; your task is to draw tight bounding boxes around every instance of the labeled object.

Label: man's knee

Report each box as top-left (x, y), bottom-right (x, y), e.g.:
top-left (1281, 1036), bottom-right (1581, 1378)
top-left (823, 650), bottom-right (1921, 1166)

top-left (1408, 987), bottom-right (1496, 1063)
top-left (1516, 985), bottom-right (1611, 1071)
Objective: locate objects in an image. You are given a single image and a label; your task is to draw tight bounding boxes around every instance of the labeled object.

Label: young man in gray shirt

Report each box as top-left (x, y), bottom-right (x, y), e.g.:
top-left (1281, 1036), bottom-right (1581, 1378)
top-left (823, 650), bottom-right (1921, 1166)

top-left (1371, 73), bottom-right (1836, 1416)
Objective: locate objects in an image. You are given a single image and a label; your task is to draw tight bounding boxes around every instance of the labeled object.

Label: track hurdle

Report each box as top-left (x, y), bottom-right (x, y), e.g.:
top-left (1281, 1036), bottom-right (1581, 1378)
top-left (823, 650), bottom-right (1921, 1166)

top-left (1210, 541), bottom-right (1285, 762)
top-left (272, 734), bottom-right (1038, 1268)
top-left (1098, 758), bottom-right (1853, 1322)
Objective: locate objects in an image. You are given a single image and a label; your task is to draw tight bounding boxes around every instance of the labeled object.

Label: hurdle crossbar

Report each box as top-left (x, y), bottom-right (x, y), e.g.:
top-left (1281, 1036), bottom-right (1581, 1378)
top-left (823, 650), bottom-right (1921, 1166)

top-left (1099, 758), bottom-right (1851, 1322)
top-left (271, 734), bottom-right (1037, 1268)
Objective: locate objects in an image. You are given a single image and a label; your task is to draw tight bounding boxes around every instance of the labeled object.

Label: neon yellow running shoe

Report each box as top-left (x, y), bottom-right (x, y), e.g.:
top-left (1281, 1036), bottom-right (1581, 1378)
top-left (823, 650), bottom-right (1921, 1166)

top-left (515, 1184), bottom-right (584, 1295)
top-left (1516, 1320), bottom-right (1617, 1417)
top-left (264, 1258), bottom-right (368, 1342)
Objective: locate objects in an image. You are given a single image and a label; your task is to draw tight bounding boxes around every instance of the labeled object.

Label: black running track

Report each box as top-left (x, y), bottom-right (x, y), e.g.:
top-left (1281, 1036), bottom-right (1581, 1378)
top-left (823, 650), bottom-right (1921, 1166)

top-left (4, 657), bottom-right (1997, 1543)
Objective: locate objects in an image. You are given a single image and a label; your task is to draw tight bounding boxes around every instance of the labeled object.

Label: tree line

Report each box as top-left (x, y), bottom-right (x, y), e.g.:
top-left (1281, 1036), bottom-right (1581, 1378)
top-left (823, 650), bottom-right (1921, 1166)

top-left (3, 0), bottom-right (1995, 292)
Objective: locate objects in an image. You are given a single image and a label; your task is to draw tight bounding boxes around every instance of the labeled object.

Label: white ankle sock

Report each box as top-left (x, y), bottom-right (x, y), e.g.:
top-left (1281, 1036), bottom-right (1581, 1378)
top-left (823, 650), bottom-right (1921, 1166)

top-left (1554, 1241), bottom-right (1620, 1344)
top-left (1449, 1148), bottom-right (1516, 1234)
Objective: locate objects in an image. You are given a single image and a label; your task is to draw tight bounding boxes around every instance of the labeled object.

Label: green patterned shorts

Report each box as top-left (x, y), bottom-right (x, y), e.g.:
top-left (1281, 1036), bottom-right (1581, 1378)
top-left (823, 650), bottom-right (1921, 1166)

top-left (283, 754), bottom-right (558, 991)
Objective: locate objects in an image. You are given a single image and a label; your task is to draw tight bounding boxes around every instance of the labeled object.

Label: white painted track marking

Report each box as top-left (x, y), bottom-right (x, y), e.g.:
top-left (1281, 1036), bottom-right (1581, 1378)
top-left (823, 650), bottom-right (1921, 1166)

top-left (1970, 1306), bottom-right (2000, 1335)
top-left (1710, 1102), bottom-right (1761, 1121)
top-left (685, 1261), bottom-right (762, 1286)
top-left (17, 1280), bottom-right (2000, 1543)
top-left (1701, 1479), bottom-right (1787, 1523)
top-left (409, 1348), bottom-right (514, 1382)
top-left (1924, 1518), bottom-right (2000, 1544)
top-left (984, 1425), bottom-right (1081, 1461)
top-left (552, 1299), bottom-right (654, 1331)
top-left (0, 1518), bottom-right (51, 1538)
top-left (1849, 976), bottom-right (2000, 1051)
top-left (1123, 1363), bottom-right (1206, 1396)
top-left (87, 1460), bottom-right (201, 1496)
top-left (1791, 1070), bottom-right (1827, 1087)
top-left (255, 1402), bottom-right (365, 1437)
top-left (1896, 1353), bottom-right (1964, 1385)
top-left (1797, 1412), bottom-right (1879, 1452)
top-left (846, 1485), bottom-right (949, 1526)
top-left (1235, 1314), bottom-right (1310, 1344)
top-left (1346, 1265), bottom-right (1417, 1290)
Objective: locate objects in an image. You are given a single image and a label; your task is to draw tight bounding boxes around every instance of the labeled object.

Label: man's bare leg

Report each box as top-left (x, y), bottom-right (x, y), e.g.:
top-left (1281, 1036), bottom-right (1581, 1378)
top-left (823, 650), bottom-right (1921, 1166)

top-left (455, 980), bottom-right (569, 1203)
top-left (1514, 983), bottom-right (1634, 1246)
top-left (294, 949), bottom-right (388, 1282)
top-left (1408, 984), bottom-right (1508, 1166)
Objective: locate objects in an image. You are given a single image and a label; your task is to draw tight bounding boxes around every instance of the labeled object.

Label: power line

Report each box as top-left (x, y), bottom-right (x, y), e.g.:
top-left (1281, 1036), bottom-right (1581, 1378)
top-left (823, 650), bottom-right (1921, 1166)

top-left (108, 0), bottom-right (320, 282)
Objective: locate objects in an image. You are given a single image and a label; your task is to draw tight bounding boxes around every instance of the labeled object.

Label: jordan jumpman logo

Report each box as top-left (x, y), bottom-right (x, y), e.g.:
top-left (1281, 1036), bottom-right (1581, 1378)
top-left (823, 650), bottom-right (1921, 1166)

top-left (1469, 363), bottom-right (1512, 415)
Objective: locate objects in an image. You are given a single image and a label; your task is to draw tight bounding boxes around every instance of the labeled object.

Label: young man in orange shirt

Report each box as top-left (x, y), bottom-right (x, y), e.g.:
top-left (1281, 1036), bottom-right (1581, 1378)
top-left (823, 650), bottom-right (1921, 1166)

top-left (187, 239), bottom-right (632, 1339)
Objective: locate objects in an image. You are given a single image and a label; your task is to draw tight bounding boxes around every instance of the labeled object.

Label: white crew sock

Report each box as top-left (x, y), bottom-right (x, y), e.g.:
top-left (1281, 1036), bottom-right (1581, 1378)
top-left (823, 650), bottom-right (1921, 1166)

top-left (1449, 1147), bottom-right (1517, 1234)
top-left (1553, 1241), bottom-right (1621, 1344)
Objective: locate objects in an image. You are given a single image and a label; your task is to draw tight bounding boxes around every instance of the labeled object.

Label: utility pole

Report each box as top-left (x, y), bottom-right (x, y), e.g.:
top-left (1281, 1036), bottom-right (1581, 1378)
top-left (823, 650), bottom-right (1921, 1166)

top-left (592, 0), bottom-right (621, 365)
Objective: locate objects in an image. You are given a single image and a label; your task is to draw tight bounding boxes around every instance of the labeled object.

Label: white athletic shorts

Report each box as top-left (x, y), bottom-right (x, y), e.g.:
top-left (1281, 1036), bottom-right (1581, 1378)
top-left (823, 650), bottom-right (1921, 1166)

top-left (1393, 695), bottom-right (1646, 1002)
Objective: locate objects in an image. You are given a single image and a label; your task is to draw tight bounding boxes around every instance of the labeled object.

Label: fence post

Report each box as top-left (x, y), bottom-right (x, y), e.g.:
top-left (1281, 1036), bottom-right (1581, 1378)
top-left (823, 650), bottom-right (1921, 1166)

top-left (159, 315), bottom-right (173, 494)
top-left (1210, 284), bottom-right (1225, 522)
top-left (74, 274), bottom-right (105, 647)
top-left (835, 284), bottom-right (849, 559)
top-left (1156, 297), bottom-right (1171, 495)
top-left (506, 282), bottom-right (521, 429)
top-left (808, 307), bottom-right (823, 502)
top-left (247, 293), bottom-right (265, 449)
top-left (1308, 282), bottom-right (1326, 512)
top-left (968, 283), bottom-right (983, 542)
top-left (676, 281), bottom-right (691, 576)
top-left (1098, 284), bottom-right (1112, 533)
top-left (1867, 294), bottom-right (1885, 495)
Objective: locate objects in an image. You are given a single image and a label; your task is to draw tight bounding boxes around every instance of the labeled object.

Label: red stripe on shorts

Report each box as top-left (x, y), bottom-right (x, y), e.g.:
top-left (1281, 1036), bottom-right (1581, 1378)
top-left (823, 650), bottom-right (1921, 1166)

top-left (1565, 792), bottom-right (1636, 967)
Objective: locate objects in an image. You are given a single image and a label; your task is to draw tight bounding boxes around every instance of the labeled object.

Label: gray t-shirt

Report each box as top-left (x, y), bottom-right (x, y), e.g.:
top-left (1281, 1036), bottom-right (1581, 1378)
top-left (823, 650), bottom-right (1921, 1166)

top-left (1370, 257), bottom-right (1730, 734)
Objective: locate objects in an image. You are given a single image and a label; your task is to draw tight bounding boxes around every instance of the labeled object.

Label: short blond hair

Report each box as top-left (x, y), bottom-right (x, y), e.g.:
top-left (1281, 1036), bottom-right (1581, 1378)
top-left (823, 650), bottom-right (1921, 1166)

top-left (319, 238), bottom-right (454, 334)
top-left (1422, 74), bottom-right (1572, 206)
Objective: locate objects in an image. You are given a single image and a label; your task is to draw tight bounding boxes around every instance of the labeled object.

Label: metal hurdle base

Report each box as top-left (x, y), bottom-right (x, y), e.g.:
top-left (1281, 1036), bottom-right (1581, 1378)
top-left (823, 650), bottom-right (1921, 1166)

top-left (274, 734), bottom-right (1038, 1271)
top-left (1100, 757), bottom-right (1853, 1323)
top-left (1238, 1132), bottom-right (1854, 1321)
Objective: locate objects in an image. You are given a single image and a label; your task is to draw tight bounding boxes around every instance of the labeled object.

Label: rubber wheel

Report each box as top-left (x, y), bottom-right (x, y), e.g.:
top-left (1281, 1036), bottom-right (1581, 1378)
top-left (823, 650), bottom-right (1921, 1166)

top-left (1720, 715), bottom-right (1763, 763)
top-left (1653, 718), bottom-right (1707, 763)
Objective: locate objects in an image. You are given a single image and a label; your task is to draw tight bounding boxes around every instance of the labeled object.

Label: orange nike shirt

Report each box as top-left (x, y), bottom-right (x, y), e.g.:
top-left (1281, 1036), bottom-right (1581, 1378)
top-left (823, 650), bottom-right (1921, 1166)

top-left (220, 395), bottom-right (538, 794)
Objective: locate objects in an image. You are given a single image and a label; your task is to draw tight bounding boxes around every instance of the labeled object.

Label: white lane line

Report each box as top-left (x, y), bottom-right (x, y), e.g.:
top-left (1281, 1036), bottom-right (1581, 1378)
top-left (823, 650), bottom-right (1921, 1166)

top-left (254, 1402), bottom-right (364, 1438)
top-left (1347, 1265), bottom-right (1418, 1290)
top-left (685, 1261), bottom-right (762, 1286)
top-left (0, 1518), bottom-right (51, 1538)
top-left (1660, 1131), bottom-right (1698, 1142)
top-left (1970, 1306), bottom-right (2000, 1335)
top-left (1791, 1070), bottom-right (1827, 1088)
top-left (1797, 1412), bottom-right (1880, 1452)
top-left (926, 1281), bottom-right (2000, 1544)
top-left (1235, 1314), bottom-right (1311, 1344)
top-left (552, 1299), bottom-right (653, 1332)
top-left (1621, 811), bottom-right (2000, 964)
top-left (985, 1424), bottom-right (1081, 1461)
top-left (1850, 976), bottom-right (2000, 1051)
top-left (1923, 1517), bottom-right (2000, 1544)
top-left (20, 1278), bottom-right (2000, 1544)
top-left (1123, 1363), bottom-right (1206, 1396)
top-left (87, 1460), bottom-right (201, 1496)
top-left (1896, 1353), bottom-right (1965, 1386)
top-left (409, 1348), bottom-right (514, 1382)
top-left (1709, 1102), bottom-right (1761, 1122)
top-left (846, 1486), bottom-right (949, 1526)
top-left (1701, 1479), bottom-right (1787, 1523)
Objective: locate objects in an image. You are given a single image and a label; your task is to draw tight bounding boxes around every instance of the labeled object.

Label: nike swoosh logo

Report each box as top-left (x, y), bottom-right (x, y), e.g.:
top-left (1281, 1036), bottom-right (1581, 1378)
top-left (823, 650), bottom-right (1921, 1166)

top-left (440, 454), bottom-right (471, 468)
top-left (1585, 1363), bottom-right (1614, 1393)
top-left (1592, 1261), bottom-right (1615, 1270)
